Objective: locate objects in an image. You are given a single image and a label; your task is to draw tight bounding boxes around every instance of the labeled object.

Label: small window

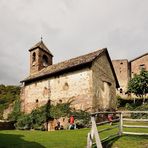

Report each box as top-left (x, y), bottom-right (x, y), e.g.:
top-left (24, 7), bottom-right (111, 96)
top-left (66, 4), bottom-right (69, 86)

top-left (36, 99), bottom-right (39, 103)
top-left (139, 64), bottom-right (146, 70)
top-left (120, 62), bottom-right (123, 65)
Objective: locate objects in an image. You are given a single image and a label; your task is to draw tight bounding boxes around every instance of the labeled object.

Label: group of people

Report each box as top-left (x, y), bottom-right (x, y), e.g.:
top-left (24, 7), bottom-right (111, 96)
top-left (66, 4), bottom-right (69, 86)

top-left (55, 113), bottom-right (113, 131)
top-left (55, 115), bottom-right (76, 130)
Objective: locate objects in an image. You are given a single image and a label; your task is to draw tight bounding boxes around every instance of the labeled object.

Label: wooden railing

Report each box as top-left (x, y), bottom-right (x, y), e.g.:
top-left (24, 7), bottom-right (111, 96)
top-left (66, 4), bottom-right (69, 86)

top-left (87, 111), bottom-right (148, 148)
top-left (121, 111), bottom-right (148, 136)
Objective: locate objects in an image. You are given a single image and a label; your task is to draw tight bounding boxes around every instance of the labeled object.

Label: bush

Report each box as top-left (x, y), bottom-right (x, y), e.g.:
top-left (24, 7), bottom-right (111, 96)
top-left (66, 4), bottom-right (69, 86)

top-left (8, 99), bottom-right (22, 121)
top-left (71, 110), bottom-right (90, 128)
top-left (50, 102), bottom-right (71, 118)
top-left (14, 100), bottom-right (90, 130)
top-left (15, 114), bottom-right (32, 130)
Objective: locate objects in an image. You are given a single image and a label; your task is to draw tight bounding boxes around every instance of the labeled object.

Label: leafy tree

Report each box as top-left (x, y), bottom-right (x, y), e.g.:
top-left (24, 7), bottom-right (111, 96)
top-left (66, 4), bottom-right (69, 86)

top-left (127, 70), bottom-right (148, 104)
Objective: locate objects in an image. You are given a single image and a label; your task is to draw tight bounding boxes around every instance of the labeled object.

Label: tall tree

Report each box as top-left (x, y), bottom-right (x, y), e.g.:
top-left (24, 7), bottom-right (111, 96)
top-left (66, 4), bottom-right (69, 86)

top-left (128, 70), bottom-right (148, 104)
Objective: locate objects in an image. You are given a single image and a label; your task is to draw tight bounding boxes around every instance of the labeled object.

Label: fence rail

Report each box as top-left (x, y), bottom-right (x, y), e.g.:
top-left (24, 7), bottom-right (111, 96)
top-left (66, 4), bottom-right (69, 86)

top-left (87, 111), bottom-right (148, 148)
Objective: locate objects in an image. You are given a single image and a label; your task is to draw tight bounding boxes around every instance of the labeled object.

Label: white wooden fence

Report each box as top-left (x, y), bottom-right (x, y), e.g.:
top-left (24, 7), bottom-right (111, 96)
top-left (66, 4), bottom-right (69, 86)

top-left (87, 111), bottom-right (148, 148)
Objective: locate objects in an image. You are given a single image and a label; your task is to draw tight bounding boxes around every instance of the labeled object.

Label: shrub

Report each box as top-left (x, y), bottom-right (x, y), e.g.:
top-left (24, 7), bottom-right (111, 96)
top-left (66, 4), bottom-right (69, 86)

top-left (14, 100), bottom-right (90, 130)
top-left (8, 99), bottom-right (22, 121)
top-left (15, 114), bottom-right (32, 130)
top-left (50, 102), bottom-right (71, 118)
top-left (71, 110), bottom-right (90, 128)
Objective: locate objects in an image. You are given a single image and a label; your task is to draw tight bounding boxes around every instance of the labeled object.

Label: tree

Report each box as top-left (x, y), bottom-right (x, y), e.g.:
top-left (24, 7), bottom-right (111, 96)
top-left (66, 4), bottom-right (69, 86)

top-left (127, 70), bottom-right (148, 104)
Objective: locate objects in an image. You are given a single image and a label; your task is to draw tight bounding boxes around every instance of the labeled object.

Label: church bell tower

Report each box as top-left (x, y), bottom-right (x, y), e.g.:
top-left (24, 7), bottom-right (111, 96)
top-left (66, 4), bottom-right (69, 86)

top-left (29, 40), bottom-right (53, 75)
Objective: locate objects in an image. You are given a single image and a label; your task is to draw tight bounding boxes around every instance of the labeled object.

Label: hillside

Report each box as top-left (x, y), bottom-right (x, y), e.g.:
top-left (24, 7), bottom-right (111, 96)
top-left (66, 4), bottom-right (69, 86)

top-left (0, 84), bottom-right (20, 119)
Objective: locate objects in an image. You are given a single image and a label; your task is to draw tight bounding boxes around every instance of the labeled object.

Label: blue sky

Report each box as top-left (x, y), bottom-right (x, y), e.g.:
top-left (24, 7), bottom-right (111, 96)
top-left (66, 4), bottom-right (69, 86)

top-left (0, 0), bottom-right (148, 85)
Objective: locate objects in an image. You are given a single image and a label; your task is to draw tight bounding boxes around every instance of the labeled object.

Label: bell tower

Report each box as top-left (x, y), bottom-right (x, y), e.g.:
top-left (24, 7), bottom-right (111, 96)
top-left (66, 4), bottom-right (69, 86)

top-left (29, 40), bottom-right (53, 75)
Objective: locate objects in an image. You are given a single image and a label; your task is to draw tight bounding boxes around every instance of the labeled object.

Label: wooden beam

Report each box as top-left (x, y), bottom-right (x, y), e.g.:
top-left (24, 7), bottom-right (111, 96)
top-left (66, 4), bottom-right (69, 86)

top-left (123, 132), bottom-right (148, 136)
top-left (123, 118), bottom-right (148, 122)
top-left (101, 133), bottom-right (119, 142)
top-left (98, 125), bottom-right (119, 133)
top-left (123, 125), bottom-right (148, 128)
top-left (96, 119), bottom-right (119, 126)
top-left (121, 111), bottom-right (148, 114)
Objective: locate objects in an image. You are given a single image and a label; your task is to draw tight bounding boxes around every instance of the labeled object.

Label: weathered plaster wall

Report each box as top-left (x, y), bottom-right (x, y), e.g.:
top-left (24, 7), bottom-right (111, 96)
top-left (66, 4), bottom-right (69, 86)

top-left (50, 68), bottom-right (93, 110)
top-left (21, 68), bottom-right (93, 113)
top-left (92, 54), bottom-right (117, 111)
top-left (21, 79), bottom-right (49, 113)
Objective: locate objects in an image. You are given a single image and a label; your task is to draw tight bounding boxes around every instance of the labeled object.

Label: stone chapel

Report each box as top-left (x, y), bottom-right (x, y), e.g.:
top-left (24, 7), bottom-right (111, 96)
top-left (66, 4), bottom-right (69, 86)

top-left (20, 41), bottom-right (119, 113)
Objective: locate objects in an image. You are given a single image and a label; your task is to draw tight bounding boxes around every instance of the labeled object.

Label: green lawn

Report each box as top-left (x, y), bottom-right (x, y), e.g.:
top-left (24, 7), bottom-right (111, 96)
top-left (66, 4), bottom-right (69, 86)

top-left (0, 129), bottom-right (89, 148)
top-left (0, 123), bottom-right (148, 148)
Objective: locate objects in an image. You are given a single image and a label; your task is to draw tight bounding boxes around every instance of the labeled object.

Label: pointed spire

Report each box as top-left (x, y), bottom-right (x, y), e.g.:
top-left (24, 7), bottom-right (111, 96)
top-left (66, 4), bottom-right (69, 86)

top-left (41, 35), bottom-right (43, 42)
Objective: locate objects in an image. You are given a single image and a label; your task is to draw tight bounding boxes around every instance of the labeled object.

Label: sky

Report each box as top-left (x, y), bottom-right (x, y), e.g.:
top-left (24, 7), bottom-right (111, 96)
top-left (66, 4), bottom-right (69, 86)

top-left (0, 0), bottom-right (148, 85)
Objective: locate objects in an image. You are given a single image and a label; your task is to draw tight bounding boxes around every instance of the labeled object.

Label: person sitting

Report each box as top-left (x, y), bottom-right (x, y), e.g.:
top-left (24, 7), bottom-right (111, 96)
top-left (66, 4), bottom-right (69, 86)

top-left (55, 120), bottom-right (61, 130)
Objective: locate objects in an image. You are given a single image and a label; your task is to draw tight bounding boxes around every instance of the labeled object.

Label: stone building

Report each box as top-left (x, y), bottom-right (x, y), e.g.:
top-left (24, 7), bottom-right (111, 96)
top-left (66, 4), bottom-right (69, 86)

top-left (112, 52), bottom-right (148, 98)
top-left (130, 53), bottom-right (148, 78)
top-left (20, 41), bottom-right (119, 113)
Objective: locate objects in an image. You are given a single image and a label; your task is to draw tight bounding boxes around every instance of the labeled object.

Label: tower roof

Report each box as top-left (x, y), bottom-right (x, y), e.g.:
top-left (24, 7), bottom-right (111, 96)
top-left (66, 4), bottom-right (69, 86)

top-left (29, 41), bottom-right (53, 56)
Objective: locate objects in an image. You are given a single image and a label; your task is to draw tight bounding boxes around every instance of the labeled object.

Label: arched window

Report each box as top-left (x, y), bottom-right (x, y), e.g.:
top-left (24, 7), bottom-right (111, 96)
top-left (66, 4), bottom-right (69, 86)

top-left (32, 52), bottom-right (36, 62)
top-left (42, 55), bottom-right (48, 67)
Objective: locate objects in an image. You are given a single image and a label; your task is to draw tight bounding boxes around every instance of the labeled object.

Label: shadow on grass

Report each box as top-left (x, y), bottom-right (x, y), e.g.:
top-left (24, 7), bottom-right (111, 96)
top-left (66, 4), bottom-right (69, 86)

top-left (102, 134), bottom-right (148, 148)
top-left (0, 133), bottom-right (45, 148)
top-left (102, 135), bottom-right (120, 148)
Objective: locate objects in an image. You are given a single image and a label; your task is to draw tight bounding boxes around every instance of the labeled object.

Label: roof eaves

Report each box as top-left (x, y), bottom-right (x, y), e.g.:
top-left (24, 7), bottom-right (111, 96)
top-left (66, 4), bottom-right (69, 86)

top-left (20, 61), bottom-right (92, 83)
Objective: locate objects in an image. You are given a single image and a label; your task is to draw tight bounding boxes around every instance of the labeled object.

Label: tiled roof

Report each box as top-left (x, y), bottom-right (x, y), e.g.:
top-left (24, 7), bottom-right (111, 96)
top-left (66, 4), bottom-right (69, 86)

top-left (29, 41), bottom-right (53, 56)
top-left (21, 48), bottom-right (106, 82)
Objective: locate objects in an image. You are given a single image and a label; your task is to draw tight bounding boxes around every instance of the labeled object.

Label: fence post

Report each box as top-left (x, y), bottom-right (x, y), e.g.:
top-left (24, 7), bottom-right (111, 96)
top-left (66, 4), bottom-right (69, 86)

top-left (87, 132), bottom-right (92, 148)
top-left (119, 112), bottom-right (123, 136)
top-left (91, 116), bottom-right (102, 148)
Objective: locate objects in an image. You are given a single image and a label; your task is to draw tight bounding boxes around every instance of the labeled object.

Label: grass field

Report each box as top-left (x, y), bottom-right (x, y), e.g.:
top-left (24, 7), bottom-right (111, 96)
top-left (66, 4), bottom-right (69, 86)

top-left (0, 123), bottom-right (148, 148)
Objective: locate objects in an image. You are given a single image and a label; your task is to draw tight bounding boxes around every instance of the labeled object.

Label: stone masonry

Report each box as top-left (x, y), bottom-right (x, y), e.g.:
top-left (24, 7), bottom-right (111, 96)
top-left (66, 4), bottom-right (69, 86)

top-left (112, 53), bottom-right (148, 98)
top-left (20, 41), bottom-right (119, 113)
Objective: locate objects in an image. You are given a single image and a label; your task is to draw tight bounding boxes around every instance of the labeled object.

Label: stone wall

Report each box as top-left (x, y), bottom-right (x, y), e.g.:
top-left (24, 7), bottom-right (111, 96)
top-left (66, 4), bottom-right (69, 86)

top-left (21, 68), bottom-right (93, 113)
top-left (21, 79), bottom-right (49, 113)
top-left (112, 60), bottom-right (129, 98)
top-left (50, 68), bottom-right (93, 110)
top-left (30, 48), bottom-right (53, 75)
top-left (92, 53), bottom-right (117, 111)
top-left (130, 54), bottom-right (148, 78)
